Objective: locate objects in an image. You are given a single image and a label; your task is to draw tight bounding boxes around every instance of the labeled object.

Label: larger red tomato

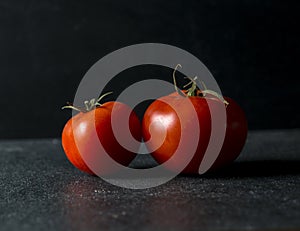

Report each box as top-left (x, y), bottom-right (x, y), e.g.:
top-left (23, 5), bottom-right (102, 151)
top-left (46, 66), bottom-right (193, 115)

top-left (62, 101), bottom-right (141, 175)
top-left (142, 90), bottom-right (247, 174)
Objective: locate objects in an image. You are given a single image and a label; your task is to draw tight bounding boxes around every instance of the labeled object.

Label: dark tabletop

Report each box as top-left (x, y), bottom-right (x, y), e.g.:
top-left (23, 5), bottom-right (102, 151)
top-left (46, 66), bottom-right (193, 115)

top-left (0, 129), bottom-right (299, 231)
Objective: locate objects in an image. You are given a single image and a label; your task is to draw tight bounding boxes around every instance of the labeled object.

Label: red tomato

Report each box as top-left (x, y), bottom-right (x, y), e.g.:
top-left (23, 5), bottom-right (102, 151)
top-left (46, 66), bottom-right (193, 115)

top-left (62, 101), bottom-right (141, 175)
top-left (142, 91), bottom-right (247, 174)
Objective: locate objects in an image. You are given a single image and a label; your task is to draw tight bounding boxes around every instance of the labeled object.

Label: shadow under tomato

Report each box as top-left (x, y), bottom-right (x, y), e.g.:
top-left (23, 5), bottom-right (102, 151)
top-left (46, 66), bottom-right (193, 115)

top-left (199, 160), bottom-right (300, 178)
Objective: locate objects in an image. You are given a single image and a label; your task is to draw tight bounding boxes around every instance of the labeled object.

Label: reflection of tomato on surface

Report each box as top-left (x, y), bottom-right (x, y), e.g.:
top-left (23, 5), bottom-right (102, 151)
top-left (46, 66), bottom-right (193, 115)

top-left (142, 66), bottom-right (248, 174)
top-left (62, 93), bottom-right (142, 175)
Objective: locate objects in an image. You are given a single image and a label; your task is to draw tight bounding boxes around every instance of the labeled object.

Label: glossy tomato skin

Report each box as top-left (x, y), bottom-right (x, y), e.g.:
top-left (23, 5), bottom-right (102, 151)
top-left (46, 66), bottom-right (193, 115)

top-left (142, 93), bottom-right (211, 173)
top-left (142, 93), bottom-right (247, 174)
top-left (62, 102), bottom-right (141, 175)
top-left (211, 97), bottom-right (248, 170)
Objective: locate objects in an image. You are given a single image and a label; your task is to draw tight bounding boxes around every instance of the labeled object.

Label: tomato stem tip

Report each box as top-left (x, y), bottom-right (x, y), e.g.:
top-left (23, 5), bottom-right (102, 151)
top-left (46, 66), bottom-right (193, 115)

top-left (173, 64), bottom-right (182, 93)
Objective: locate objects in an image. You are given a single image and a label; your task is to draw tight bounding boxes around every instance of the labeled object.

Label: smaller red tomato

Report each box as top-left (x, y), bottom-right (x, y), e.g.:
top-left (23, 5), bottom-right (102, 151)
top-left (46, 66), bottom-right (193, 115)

top-left (62, 95), bottom-right (141, 175)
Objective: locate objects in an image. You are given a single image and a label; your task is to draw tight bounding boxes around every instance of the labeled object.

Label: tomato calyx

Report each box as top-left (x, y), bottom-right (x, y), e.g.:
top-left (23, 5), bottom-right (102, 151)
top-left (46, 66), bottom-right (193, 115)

top-left (62, 92), bottom-right (113, 112)
top-left (173, 64), bottom-right (229, 106)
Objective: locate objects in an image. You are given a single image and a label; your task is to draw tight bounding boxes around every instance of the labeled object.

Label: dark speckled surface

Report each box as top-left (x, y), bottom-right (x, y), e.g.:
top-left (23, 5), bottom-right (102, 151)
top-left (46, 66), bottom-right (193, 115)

top-left (0, 129), bottom-right (299, 231)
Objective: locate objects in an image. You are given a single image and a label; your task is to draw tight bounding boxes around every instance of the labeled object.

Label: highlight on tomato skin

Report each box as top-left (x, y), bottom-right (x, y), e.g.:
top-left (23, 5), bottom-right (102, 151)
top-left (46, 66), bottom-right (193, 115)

top-left (142, 65), bottom-right (248, 175)
top-left (61, 94), bottom-right (142, 176)
top-left (142, 92), bottom-right (247, 175)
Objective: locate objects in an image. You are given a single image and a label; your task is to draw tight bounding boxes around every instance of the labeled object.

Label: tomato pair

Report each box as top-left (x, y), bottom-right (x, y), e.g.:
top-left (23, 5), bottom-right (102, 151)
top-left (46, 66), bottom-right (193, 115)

top-left (62, 67), bottom-right (247, 175)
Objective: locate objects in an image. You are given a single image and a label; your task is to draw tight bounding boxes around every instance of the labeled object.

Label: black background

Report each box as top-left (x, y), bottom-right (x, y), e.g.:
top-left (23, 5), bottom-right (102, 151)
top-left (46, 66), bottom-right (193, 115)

top-left (0, 0), bottom-right (299, 139)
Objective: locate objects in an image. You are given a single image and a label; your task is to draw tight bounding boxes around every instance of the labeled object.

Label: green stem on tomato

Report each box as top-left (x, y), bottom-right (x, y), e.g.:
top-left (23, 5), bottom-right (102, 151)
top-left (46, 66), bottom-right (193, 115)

top-left (202, 90), bottom-right (229, 106)
top-left (184, 76), bottom-right (198, 97)
top-left (62, 91), bottom-right (113, 112)
top-left (182, 71), bottom-right (229, 106)
top-left (173, 64), bottom-right (182, 94)
top-left (96, 91), bottom-right (113, 105)
top-left (61, 104), bottom-right (82, 112)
